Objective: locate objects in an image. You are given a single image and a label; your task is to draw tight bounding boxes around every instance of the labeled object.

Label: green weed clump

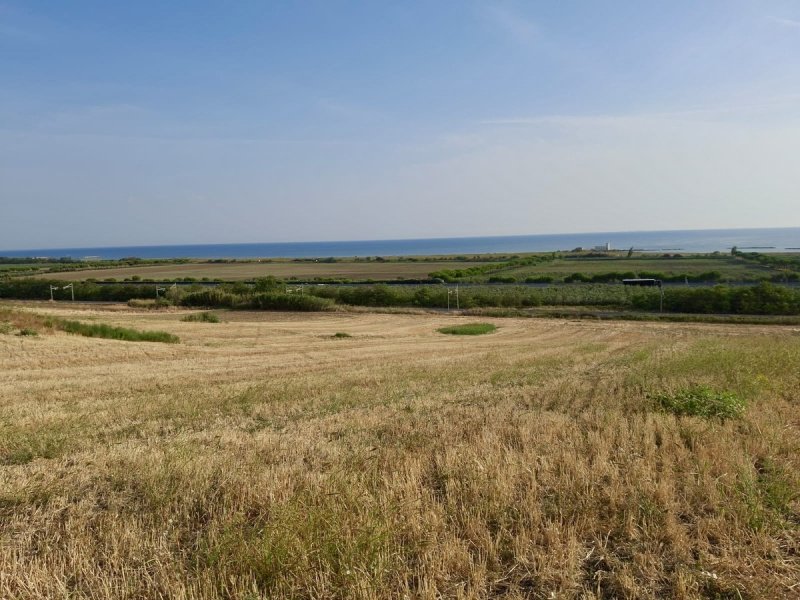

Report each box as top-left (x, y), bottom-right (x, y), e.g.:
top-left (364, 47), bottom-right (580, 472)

top-left (16, 327), bottom-right (38, 337)
top-left (182, 312), bottom-right (220, 323)
top-left (60, 320), bottom-right (179, 344)
top-left (652, 386), bottom-right (746, 420)
top-left (437, 323), bottom-right (497, 336)
top-left (332, 332), bottom-right (351, 338)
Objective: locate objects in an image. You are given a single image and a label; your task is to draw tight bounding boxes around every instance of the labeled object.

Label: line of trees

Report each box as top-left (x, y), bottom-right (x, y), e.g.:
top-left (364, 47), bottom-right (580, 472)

top-left (2, 279), bottom-right (799, 315)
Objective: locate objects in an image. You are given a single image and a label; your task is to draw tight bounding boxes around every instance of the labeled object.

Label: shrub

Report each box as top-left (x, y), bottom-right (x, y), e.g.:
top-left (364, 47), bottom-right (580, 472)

top-left (652, 386), bottom-right (746, 420)
top-left (127, 298), bottom-right (172, 309)
top-left (332, 332), bottom-right (351, 338)
top-left (181, 312), bottom-right (220, 323)
top-left (437, 323), bottom-right (497, 336)
top-left (181, 289), bottom-right (240, 308)
top-left (17, 328), bottom-right (38, 336)
top-left (253, 276), bottom-right (282, 292)
top-left (249, 292), bottom-right (334, 312)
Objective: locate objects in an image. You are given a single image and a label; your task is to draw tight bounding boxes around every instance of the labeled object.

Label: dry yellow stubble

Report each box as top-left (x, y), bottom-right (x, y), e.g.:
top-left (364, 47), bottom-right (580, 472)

top-left (1, 302), bottom-right (798, 599)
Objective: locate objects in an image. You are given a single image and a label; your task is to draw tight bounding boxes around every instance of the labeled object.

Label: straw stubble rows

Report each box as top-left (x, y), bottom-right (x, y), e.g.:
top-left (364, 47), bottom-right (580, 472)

top-left (1, 304), bottom-right (798, 598)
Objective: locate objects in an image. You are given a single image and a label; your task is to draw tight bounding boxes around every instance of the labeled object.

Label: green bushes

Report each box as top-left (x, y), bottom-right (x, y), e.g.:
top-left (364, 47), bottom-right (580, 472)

top-left (181, 312), bottom-right (220, 323)
top-left (128, 298), bottom-right (173, 309)
top-left (2, 279), bottom-right (798, 315)
top-left (631, 282), bottom-right (800, 315)
top-left (181, 289), bottom-right (240, 308)
top-left (180, 290), bottom-right (333, 312)
top-left (308, 284), bottom-right (647, 310)
top-left (437, 323), bottom-right (497, 335)
top-left (0, 279), bottom-right (158, 302)
top-left (60, 320), bottom-right (180, 343)
top-left (249, 293), bottom-right (334, 312)
top-left (652, 386), bottom-right (746, 421)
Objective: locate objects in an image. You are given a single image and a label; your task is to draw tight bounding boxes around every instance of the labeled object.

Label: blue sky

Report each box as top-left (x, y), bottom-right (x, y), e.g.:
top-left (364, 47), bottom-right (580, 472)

top-left (2, 1), bottom-right (799, 249)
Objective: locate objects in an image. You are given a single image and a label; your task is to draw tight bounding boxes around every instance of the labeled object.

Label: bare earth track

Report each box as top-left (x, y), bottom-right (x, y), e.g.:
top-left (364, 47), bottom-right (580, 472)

top-left (1, 302), bottom-right (798, 598)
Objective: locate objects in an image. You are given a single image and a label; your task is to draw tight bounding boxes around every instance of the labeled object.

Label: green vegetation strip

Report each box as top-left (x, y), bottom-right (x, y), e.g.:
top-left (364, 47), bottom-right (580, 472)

top-left (60, 320), bottom-right (180, 343)
top-left (181, 311), bottom-right (220, 323)
top-left (0, 308), bottom-right (179, 343)
top-left (437, 323), bottom-right (497, 335)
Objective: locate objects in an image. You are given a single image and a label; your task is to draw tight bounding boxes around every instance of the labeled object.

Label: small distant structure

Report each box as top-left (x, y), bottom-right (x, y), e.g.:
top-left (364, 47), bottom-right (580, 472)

top-left (622, 278), bottom-right (662, 287)
top-left (593, 242), bottom-right (611, 252)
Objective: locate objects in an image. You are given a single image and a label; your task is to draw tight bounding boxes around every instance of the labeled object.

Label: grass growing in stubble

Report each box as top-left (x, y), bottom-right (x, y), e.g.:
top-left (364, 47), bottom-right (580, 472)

top-left (0, 304), bottom-right (798, 599)
top-left (181, 311), bottom-right (221, 323)
top-left (60, 319), bottom-right (180, 343)
top-left (651, 386), bottom-right (747, 421)
top-left (0, 307), bottom-right (179, 343)
top-left (437, 322), bottom-right (497, 335)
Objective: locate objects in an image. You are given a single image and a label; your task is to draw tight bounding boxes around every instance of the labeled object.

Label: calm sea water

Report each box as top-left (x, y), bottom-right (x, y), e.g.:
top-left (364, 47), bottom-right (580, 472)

top-left (2, 228), bottom-right (799, 260)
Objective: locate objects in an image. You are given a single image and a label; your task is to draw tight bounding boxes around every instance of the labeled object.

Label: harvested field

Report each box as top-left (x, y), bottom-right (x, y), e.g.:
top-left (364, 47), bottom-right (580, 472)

top-left (1, 302), bottom-right (798, 598)
top-left (35, 260), bottom-right (491, 282)
top-left (500, 257), bottom-right (773, 280)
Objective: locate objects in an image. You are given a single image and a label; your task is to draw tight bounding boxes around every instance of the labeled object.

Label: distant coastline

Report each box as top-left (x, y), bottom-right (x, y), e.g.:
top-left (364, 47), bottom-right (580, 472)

top-left (2, 227), bottom-right (799, 260)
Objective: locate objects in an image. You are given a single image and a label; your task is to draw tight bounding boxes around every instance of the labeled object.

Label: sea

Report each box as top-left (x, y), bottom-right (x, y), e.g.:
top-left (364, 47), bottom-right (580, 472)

top-left (2, 227), bottom-right (799, 260)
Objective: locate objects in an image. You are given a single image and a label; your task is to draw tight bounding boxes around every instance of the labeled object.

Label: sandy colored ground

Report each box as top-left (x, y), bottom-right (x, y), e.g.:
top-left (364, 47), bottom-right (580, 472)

top-left (1, 302), bottom-right (798, 598)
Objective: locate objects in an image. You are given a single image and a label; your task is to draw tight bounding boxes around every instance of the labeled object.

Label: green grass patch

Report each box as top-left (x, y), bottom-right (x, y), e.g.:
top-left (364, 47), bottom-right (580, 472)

top-left (437, 322), bottom-right (497, 336)
top-left (651, 386), bottom-right (746, 420)
top-left (16, 327), bottom-right (38, 337)
top-left (181, 311), bottom-right (220, 323)
top-left (60, 320), bottom-right (180, 343)
top-left (332, 332), bottom-right (352, 338)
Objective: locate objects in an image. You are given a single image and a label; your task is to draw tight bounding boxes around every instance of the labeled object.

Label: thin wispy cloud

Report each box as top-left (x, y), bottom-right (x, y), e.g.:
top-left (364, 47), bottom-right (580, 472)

top-left (479, 93), bottom-right (800, 128)
top-left (478, 3), bottom-right (538, 45)
top-left (766, 15), bottom-right (800, 29)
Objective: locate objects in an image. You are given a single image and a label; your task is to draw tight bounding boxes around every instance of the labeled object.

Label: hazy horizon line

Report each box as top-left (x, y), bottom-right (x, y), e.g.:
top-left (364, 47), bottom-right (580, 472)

top-left (3, 225), bottom-right (799, 254)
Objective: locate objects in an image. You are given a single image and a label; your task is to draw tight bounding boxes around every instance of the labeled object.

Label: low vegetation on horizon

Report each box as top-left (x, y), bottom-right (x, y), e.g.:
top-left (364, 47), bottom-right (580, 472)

top-left (1, 302), bottom-right (798, 598)
top-left (6, 249), bottom-right (800, 285)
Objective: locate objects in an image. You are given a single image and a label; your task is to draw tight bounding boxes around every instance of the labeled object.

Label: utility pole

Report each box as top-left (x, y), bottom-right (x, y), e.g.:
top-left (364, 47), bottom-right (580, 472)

top-left (63, 283), bottom-right (74, 301)
top-left (50, 285), bottom-right (58, 301)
